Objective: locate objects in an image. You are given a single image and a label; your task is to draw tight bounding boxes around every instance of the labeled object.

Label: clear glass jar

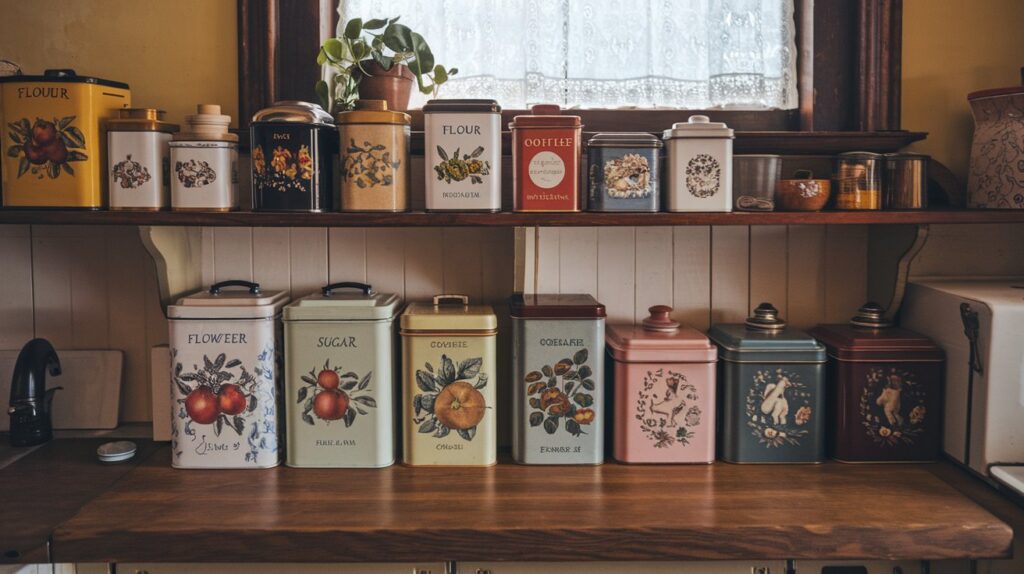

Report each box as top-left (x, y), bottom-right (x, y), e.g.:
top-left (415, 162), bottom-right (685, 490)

top-left (834, 151), bottom-right (883, 210)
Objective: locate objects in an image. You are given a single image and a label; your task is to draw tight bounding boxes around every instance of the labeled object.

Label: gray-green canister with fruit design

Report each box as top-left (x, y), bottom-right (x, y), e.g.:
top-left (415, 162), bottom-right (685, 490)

top-left (511, 293), bottom-right (606, 464)
top-left (708, 303), bottom-right (826, 464)
top-left (283, 282), bottom-right (400, 468)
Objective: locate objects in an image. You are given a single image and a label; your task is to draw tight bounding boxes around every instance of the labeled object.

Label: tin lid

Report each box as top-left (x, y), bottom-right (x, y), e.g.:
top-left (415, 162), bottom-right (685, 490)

top-left (0, 68), bottom-right (129, 89)
top-left (509, 104), bottom-right (582, 129)
top-left (808, 302), bottom-right (943, 361)
top-left (252, 100), bottom-right (334, 126)
top-left (334, 99), bottom-right (411, 125)
top-left (400, 295), bottom-right (497, 332)
top-left (837, 151), bottom-right (883, 161)
top-left (606, 306), bottom-right (716, 362)
top-left (586, 132), bottom-right (663, 149)
top-left (508, 293), bottom-right (605, 319)
top-left (662, 115), bottom-right (734, 139)
top-left (707, 303), bottom-right (825, 363)
top-left (883, 152), bottom-right (929, 161)
top-left (168, 280), bottom-right (289, 319)
top-left (107, 108), bottom-right (179, 133)
top-left (174, 104), bottom-right (237, 142)
top-left (422, 99), bottom-right (501, 113)
top-left (284, 282), bottom-right (401, 321)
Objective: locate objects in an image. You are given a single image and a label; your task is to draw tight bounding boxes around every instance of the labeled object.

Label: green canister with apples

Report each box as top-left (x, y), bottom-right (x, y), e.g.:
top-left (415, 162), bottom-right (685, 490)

top-left (283, 282), bottom-right (401, 468)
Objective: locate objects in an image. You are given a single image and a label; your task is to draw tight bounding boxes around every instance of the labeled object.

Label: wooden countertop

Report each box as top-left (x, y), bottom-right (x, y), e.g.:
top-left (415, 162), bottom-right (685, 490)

top-left (50, 446), bottom-right (1013, 563)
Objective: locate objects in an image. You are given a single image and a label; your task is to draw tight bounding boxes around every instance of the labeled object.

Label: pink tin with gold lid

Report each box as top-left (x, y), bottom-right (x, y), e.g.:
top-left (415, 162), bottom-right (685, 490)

top-left (607, 305), bottom-right (717, 463)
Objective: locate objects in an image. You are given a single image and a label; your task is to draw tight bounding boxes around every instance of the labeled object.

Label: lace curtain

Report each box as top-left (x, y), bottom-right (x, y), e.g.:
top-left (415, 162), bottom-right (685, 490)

top-left (338, 0), bottom-right (797, 109)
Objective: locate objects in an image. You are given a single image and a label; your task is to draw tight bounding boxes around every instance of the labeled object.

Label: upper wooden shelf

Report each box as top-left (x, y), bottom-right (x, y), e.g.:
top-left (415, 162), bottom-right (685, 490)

top-left (50, 447), bottom-right (1012, 563)
top-left (1, 208), bottom-right (1024, 227)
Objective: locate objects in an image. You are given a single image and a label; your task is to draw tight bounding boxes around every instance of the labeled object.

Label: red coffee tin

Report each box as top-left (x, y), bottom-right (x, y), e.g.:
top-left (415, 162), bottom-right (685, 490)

top-left (510, 104), bottom-right (582, 212)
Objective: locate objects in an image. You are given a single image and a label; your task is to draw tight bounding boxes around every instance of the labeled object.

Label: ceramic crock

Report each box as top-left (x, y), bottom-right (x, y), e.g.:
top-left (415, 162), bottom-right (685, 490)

top-left (967, 83), bottom-right (1024, 208)
top-left (423, 98), bottom-right (502, 212)
top-left (251, 101), bottom-right (337, 212)
top-left (169, 104), bottom-right (238, 211)
top-left (283, 282), bottom-right (400, 468)
top-left (107, 108), bottom-right (178, 210)
top-left (400, 295), bottom-right (497, 466)
top-left (810, 303), bottom-right (944, 463)
top-left (510, 104), bottom-right (582, 212)
top-left (336, 99), bottom-right (410, 212)
top-left (510, 293), bottom-right (606, 465)
top-left (607, 306), bottom-right (717, 464)
top-left (167, 280), bottom-right (289, 469)
top-left (586, 132), bottom-right (662, 212)
top-left (662, 115), bottom-right (733, 212)
top-left (708, 303), bottom-right (827, 464)
top-left (0, 69), bottom-right (130, 208)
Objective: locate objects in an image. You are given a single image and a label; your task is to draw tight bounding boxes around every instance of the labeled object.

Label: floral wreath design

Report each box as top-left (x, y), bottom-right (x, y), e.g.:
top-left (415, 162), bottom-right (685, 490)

top-left (111, 154), bottom-right (152, 189)
top-left (860, 367), bottom-right (927, 446)
top-left (525, 348), bottom-right (595, 438)
top-left (746, 368), bottom-right (813, 448)
top-left (635, 368), bottom-right (701, 448)
top-left (592, 153), bottom-right (652, 199)
top-left (175, 158), bottom-right (217, 188)
top-left (685, 153), bottom-right (721, 198)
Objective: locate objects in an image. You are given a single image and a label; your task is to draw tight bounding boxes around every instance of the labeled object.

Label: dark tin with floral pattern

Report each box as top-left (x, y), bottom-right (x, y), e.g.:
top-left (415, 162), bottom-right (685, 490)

top-left (251, 101), bottom-right (337, 212)
top-left (708, 303), bottom-right (827, 464)
top-left (810, 302), bottom-right (944, 463)
top-left (586, 132), bottom-right (662, 212)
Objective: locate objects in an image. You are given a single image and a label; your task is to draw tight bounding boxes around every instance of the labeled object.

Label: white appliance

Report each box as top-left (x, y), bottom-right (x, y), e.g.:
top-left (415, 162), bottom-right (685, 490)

top-left (902, 279), bottom-right (1024, 491)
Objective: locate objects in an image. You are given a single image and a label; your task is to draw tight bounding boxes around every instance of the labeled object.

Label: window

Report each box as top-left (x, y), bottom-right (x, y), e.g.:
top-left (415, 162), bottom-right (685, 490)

top-left (337, 0), bottom-right (797, 109)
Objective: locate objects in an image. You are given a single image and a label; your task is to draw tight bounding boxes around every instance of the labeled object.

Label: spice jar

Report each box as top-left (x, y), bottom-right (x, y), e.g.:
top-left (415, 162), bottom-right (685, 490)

top-left (510, 104), bottom-right (583, 212)
top-left (167, 280), bottom-right (289, 469)
top-left (400, 295), bottom-right (497, 466)
top-left (336, 99), bottom-right (410, 212)
top-left (607, 306), bottom-right (717, 464)
top-left (107, 108), bottom-right (178, 210)
top-left (169, 104), bottom-right (238, 211)
top-left (0, 69), bottom-right (130, 208)
top-left (423, 99), bottom-right (502, 212)
top-left (708, 303), bottom-right (827, 464)
top-left (283, 282), bottom-right (401, 468)
top-left (810, 303), bottom-right (944, 463)
top-left (586, 132), bottom-right (662, 212)
top-left (663, 115), bottom-right (734, 212)
top-left (510, 294), bottom-right (606, 465)
top-left (834, 152), bottom-right (883, 210)
top-left (884, 153), bottom-right (928, 209)
top-left (251, 101), bottom-right (337, 212)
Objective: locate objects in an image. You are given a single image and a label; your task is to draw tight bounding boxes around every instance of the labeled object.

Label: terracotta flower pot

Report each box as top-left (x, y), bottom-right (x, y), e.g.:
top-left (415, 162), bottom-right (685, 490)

top-left (355, 60), bottom-right (415, 112)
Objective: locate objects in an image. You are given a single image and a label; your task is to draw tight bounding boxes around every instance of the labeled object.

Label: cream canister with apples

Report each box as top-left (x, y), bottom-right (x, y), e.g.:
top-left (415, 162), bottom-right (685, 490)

top-left (283, 282), bottom-right (400, 468)
top-left (424, 99), bottom-right (502, 211)
top-left (168, 280), bottom-right (288, 469)
top-left (400, 295), bottom-right (497, 466)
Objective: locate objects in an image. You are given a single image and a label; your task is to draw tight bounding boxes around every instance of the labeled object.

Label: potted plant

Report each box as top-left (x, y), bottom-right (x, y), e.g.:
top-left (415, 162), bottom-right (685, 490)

top-left (316, 16), bottom-right (458, 114)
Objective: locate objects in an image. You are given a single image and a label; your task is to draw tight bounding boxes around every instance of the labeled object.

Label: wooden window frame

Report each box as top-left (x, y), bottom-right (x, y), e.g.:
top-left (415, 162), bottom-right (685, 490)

top-left (237, 0), bottom-right (904, 134)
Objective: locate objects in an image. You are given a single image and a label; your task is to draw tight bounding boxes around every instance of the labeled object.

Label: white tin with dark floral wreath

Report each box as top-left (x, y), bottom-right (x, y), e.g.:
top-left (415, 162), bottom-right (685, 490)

top-left (108, 131), bottom-right (173, 209)
top-left (169, 141), bottom-right (238, 211)
top-left (663, 115), bottom-right (734, 212)
top-left (168, 281), bottom-right (288, 469)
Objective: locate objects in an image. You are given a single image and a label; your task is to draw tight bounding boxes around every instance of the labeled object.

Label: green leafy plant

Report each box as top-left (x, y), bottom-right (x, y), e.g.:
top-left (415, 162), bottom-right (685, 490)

top-left (316, 16), bottom-right (458, 114)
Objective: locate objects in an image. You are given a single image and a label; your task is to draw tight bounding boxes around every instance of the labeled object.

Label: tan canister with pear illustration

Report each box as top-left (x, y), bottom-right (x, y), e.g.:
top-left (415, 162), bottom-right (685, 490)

top-left (400, 295), bottom-right (497, 466)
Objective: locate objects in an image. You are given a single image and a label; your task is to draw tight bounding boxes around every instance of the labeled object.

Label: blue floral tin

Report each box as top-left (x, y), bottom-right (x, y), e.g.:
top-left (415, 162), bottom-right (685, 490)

top-left (586, 132), bottom-right (662, 212)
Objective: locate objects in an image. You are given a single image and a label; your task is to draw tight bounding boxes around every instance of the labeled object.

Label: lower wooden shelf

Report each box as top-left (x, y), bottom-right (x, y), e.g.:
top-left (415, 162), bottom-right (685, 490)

top-left (50, 446), bottom-right (1012, 563)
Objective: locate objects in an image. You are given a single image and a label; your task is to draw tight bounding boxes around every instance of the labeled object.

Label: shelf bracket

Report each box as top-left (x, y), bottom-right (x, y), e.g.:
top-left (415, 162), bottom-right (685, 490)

top-left (138, 226), bottom-right (205, 314)
top-left (867, 223), bottom-right (930, 320)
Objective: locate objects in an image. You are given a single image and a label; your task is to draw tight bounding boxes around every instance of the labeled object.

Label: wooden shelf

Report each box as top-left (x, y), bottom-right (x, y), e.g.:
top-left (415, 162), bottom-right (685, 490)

top-left (3, 208), bottom-right (1024, 227)
top-left (50, 446), bottom-right (1012, 563)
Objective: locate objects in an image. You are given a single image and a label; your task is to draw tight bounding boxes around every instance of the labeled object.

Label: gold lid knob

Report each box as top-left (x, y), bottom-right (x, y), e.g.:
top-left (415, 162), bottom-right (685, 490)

top-left (850, 302), bottom-right (893, 329)
top-left (745, 302), bottom-right (786, 331)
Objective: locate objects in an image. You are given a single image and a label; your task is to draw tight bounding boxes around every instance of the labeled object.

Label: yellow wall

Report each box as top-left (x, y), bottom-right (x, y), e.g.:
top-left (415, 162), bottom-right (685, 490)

top-left (902, 0), bottom-right (1024, 182)
top-left (0, 0), bottom-right (238, 128)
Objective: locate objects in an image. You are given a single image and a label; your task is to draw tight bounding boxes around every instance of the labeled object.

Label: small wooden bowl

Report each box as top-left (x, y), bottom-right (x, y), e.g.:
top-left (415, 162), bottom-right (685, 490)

top-left (775, 178), bottom-right (832, 211)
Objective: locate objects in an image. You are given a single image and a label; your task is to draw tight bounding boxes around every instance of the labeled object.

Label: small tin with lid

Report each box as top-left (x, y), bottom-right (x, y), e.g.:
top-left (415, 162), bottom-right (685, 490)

top-left (424, 99), bottom-right (502, 212)
top-left (510, 104), bottom-right (583, 212)
top-left (107, 108), bottom-right (179, 210)
top-left (283, 282), bottom-right (401, 468)
top-left (336, 99), bottom-right (410, 212)
top-left (607, 306), bottom-right (718, 464)
top-left (400, 295), bottom-right (497, 466)
top-left (663, 115), bottom-right (734, 212)
top-left (510, 293), bottom-right (606, 465)
top-left (167, 280), bottom-right (289, 469)
top-left (586, 132), bottom-right (662, 212)
top-left (810, 303), bottom-right (944, 463)
top-left (834, 151), bottom-right (883, 210)
top-left (884, 152), bottom-right (928, 209)
top-left (708, 303), bottom-right (827, 464)
top-left (251, 101), bottom-right (337, 212)
top-left (169, 104), bottom-right (238, 211)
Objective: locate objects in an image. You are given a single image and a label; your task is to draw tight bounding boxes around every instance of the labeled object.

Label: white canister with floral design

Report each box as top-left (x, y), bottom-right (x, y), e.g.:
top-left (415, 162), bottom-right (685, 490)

top-left (168, 280), bottom-right (289, 469)
top-left (170, 104), bottom-right (238, 211)
top-left (423, 99), bottom-right (502, 212)
top-left (107, 108), bottom-right (178, 210)
top-left (662, 115), bottom-right (734, 212)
